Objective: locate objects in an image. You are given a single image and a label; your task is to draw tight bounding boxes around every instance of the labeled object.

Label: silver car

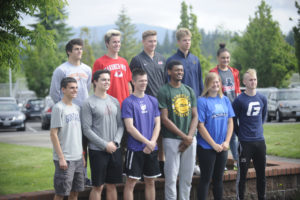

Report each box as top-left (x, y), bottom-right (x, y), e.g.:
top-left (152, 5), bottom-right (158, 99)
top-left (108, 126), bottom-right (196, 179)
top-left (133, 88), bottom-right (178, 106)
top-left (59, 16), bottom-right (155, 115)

top-left (0, 102), bottom-right (26, 131)
top-left (267, 88), bottom-right (300, 122)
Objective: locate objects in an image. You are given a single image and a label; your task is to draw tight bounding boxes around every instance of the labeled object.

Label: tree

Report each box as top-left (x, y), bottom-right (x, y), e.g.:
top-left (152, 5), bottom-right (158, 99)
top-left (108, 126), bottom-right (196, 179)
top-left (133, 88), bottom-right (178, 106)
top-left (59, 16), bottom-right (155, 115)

top-left (293, 1), bottom-right (300, 74)
top-left (177, 2), bottom-right (211, 74)
top-left (23, 7), bottom-right (72, 97)
top-left (232, 0), bottom-right (297, 87)
top-left (80, 27), bottom-right (95, 67)
top-left (0, 0), bottom-right (66, 74)
top-left (115, 7), bottom-right (141, 63)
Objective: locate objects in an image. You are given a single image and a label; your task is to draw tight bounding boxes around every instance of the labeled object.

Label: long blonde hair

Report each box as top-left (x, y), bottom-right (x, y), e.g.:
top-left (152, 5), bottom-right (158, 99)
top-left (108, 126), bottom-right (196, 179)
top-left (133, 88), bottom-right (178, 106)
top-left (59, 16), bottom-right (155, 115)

top-left (201, 72), bottom-right (223, 98)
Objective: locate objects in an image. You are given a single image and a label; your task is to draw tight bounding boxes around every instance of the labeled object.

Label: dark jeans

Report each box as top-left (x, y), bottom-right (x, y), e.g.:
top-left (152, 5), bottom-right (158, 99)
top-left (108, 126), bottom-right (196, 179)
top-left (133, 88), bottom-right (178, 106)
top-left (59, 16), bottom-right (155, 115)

top-left (237, 140), bottom-right (266, 200)
top-left (197, 146), bottom-right (228, 200)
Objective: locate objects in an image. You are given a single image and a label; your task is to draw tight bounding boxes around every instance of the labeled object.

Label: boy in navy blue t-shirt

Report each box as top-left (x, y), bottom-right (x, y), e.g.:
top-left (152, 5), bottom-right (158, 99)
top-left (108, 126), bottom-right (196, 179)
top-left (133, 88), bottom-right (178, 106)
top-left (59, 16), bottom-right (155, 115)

top-left (232, 69), bottom-right (267, 200)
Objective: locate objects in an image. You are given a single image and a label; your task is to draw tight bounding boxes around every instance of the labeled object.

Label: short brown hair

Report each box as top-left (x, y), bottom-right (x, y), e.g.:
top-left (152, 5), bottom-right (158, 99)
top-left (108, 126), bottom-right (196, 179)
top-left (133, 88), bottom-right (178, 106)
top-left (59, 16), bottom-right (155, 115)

top-left (65, 38), bottom-right (83, 57)
top-left (142, 30), bottom-right (157, 40)
top-left (176, 28), bottom-right (192, 41)
top-left (104, 29), bottom-right (121, 44)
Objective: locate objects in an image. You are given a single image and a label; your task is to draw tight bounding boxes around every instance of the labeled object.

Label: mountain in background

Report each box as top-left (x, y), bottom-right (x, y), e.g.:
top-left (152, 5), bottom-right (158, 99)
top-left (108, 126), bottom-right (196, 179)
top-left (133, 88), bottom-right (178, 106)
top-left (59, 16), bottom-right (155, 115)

top-left (72, 23), bottom-right (174, 43)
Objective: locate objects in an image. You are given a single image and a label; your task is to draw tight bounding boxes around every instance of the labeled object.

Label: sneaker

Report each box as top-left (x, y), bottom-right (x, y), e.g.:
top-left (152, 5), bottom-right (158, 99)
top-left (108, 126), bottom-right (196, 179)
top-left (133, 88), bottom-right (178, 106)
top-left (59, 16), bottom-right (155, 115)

top-left (233, 163), bottom-right (238, 171)
top-left (194, 165), bottom-right (201, 175)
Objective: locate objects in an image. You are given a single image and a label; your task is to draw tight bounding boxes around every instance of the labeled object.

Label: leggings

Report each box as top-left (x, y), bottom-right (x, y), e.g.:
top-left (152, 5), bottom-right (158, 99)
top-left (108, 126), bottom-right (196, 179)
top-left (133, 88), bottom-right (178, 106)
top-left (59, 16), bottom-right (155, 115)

top-left (197, 145), bottom-right (228, 200)
top-left (236, 140), bottom-right (266, 200)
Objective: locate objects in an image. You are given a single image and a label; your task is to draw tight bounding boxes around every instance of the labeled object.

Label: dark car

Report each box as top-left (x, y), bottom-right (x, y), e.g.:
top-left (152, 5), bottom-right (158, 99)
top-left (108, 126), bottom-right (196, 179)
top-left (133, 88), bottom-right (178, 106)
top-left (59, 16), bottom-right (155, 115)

top-left (41, 97), bottom-right (54, 130)
top-left (23, 99), bottom-right (44, 120)
top-left (267, 88), bottom-right (300, 122)
top-left (0, 102), bottom-right (26, 131)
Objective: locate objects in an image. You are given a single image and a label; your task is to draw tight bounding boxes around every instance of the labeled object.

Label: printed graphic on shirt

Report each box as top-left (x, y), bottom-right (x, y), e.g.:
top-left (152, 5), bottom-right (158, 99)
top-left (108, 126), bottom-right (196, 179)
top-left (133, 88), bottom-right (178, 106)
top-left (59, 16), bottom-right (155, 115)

top-left (114, 70), bottom-right (123, 78)
top-left (68, 72), bottom-right (89, 81)
top-left (223, 77), bottom-right (235, 92)
top-left (105, 104), bottom-right (112, 115)
top-left (172, 94), bottom-right (191, 117)
top-left (212, 104), bottom-right (227, 118)
top-left (65, 113), bottom-right (80, 123)
top-left (139, 100), bottom-right (148, 114)
top-left (104, 64), bottom-right (127, 78)
top-left (246, 101), bottom-right (261, 116)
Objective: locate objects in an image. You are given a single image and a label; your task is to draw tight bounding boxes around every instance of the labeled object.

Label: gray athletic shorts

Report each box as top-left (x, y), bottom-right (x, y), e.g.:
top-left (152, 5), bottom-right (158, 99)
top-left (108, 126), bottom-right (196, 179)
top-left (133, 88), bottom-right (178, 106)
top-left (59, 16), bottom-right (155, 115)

top-left (53, 159), bottom-right (85, 196)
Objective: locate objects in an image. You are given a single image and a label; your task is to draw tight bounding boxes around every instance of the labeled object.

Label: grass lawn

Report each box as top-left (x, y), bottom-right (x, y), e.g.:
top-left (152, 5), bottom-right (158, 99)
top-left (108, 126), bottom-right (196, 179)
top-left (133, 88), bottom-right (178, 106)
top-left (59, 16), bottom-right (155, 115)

top-left (0, 143), bottom-right (54, 195)
top-left (264, 123), bottom-right (300, 159)
top-left (0, 123), bottom-right (299, 195)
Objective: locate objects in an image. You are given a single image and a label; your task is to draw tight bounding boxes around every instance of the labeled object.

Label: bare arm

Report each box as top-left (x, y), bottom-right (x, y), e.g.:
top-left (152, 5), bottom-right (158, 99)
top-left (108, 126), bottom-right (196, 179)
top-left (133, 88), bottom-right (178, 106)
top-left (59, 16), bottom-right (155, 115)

top-left (160, 108), bottom-right (187, 140)
top-left (128, 82), bottom-right (133, 94)
top-left (221, 118), bottom-right (233, 151)
top-left (50, 128), bottom-right (68, 170)
top-left (198, 122), bottom-right (223, 152)
top-left (124, 118), bottom-right (156, 152)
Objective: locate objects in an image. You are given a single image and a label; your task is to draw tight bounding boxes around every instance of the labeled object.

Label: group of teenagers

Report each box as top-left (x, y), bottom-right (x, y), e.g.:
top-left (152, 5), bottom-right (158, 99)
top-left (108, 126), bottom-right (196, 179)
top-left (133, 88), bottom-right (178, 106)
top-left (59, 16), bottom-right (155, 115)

top-left (49, 27), bottom-right (268, 200)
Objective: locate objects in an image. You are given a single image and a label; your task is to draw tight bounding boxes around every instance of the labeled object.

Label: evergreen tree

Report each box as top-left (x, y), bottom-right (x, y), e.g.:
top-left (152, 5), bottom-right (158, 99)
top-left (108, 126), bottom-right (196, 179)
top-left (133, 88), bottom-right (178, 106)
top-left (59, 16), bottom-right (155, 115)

top-left (23, 7), bottom-right (72, 97)
top-left (232, 0), bottom-right (297, 87)
top-left (115, 7), bottom-right (140, 63)
top-left (80, 27), bottom-right (95, 67)
top-left (293, 1), bottom-right (300, 74)
top-left (177, 2), bottom-right (211, 74)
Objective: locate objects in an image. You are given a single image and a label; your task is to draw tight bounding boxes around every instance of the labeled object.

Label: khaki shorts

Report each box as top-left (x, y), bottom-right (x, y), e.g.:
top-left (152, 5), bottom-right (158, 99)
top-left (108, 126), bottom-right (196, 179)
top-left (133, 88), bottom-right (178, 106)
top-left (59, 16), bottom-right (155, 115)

top-left (53, 159), bottom-right (84, 196)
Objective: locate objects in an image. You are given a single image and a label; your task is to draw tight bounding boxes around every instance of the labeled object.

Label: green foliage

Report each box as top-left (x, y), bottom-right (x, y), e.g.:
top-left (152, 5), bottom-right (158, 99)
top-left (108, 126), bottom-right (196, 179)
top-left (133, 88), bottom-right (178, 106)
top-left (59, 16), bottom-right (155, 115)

top-left (232, 0), bottom-right (297, 87)
top-left (80, 27), bottom-right (95, 67)
top-left (115, 7), bottom-right (141, 63)
top-left (200, 26), bottom-right (237, 65)
top-left (23, 7), bottom-right (72, 97)
top-left (177, 2), bottom-right (211, 75)
top-left (293, 1), bottom-right (300, 74)
top-left (0, 0), bottom-right (66, 76)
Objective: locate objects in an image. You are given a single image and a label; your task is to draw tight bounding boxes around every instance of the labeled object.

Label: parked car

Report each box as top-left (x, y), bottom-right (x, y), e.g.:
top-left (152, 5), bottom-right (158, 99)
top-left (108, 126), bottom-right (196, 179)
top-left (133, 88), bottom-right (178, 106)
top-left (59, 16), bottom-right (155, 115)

top-left (267, 88), bottom-right (300, 122)
top-left (22, 98), bottom-right (44, 120)
top-left (0, 97), bottom-right (17, 103)
top-left (256, 87), bottom-right (278, 98)
top-left (0, 102), bottom-right (26, 131)
top-left (41, 96), bottom-right (54, 130)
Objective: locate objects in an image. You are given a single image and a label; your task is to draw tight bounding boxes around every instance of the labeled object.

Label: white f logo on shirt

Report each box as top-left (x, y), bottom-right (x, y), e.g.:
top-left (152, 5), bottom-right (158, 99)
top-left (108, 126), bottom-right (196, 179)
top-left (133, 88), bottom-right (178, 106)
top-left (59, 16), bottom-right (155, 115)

top-left (247, 102), bottom-right (260, 116)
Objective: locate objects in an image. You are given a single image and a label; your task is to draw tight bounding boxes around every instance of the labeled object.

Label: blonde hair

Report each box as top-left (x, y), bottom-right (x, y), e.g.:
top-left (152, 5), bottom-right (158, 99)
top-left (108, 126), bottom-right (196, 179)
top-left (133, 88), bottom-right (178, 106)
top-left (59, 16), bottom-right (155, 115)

top-left (104, 29), bottom-right (121, 44)
top-left (142, 30), bottom-right (157, 40)
top-left (201, 72), bottom-right (223, 98)
top-left (176, 28), bottom-right (192, 41)
top-left (243, 68), bottom-right (257, 80)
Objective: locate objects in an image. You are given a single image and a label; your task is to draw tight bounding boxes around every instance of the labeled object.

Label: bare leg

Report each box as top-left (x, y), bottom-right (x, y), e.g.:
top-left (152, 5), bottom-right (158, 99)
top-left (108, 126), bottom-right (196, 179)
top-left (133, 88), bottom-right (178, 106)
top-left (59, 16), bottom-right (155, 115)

top-left (54, 195), bottom-right (64, 200)
top-left (89, 185), bottom-right (104, 200)
top-left (123, 178), bottom-right (138, 200)
top-left (106, 184), bottom-right (117, 200)
top-left (68, 191), bottom-right (79, 200)
top-left (144, 178), bottom-right (155, 200)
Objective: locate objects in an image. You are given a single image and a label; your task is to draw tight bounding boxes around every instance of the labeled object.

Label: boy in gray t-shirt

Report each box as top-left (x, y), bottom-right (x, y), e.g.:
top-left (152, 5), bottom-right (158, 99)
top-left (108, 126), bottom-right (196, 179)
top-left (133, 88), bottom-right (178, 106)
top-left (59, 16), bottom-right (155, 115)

top-left (50, 77), bottom-right (85, 199)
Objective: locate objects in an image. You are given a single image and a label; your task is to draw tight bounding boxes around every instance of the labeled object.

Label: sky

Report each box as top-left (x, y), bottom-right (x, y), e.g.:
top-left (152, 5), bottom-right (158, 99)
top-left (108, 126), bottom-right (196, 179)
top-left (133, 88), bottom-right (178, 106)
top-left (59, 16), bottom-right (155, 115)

top-left (22, 0), bottom-right (299, 34)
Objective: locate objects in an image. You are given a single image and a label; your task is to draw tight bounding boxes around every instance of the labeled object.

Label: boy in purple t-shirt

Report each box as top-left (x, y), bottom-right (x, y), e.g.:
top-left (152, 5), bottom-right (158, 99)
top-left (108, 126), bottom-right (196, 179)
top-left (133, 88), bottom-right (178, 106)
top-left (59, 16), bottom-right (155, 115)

top-left (122, 68), bottom-right (161, 200)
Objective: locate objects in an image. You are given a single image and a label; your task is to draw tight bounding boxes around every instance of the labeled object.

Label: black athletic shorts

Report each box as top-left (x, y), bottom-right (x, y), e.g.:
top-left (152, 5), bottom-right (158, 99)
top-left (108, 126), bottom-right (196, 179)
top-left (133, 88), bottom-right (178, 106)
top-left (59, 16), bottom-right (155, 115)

top-left (124, 150), bottom-right (161, 180)
top-left (89, 148), bottom-right (123, 186)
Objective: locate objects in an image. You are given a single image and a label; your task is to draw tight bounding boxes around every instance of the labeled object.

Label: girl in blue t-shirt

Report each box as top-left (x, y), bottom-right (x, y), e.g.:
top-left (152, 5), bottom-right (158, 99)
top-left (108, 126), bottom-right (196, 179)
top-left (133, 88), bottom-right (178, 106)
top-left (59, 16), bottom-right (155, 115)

top-left (196, 72), bottom-right (235, 200)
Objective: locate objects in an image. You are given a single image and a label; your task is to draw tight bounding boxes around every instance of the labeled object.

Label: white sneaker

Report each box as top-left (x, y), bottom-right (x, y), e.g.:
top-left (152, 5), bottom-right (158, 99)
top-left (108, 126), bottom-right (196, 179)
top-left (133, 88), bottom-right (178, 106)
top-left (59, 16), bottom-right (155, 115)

top-left (194, 165), bottom-right (201, 175)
